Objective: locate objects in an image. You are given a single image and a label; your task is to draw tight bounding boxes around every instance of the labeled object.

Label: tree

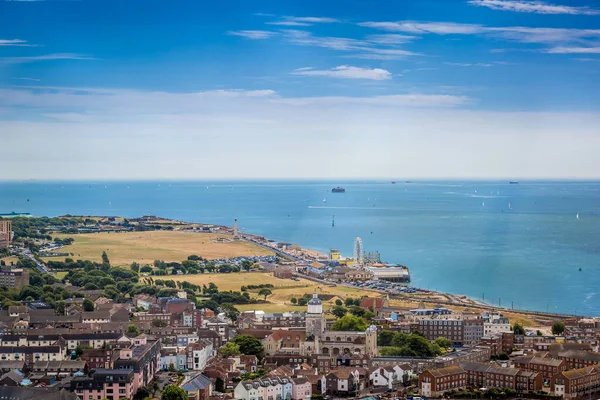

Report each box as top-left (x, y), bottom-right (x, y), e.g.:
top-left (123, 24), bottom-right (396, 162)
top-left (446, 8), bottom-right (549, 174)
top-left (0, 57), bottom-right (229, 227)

top-left (231, 334), bottom-right (264, 357)
top-left (331, 306), bottom-right (347, 319)
top-left (349, 306), bottom-right (366, 317)
top-left (552, 321), bottom-right (565, 336)
top-left (161, 385), bottom-right (189, 400)
top-left (219, 341), bottom-right (241, 357)
top-left (135, 386), bottom-right (152, 400)
top-left (344, 297), bottom-right (355, 307)
top-left (55, 300), bottom-right (66, 316)
top-left (258, 288), bottom-right (272, 301)
top-left (101, 251), bottom-right (110, 265)
top-left (297, 297), bottom-right (308, 306)
top-left (220, 303), bottom-right (240, 322)
top-left (241, 260), bottom-right (252, 271)
top-left (140, 265), bottom-right (152, 273)
top-left (168, 362), bottom-right (176, 372)
top-left (335, 299), bottom-right (343, 306)
top-left (363, 311), bottom-right (376, 321)
top-left (127, 324), bottom-right (140, 337)
top-left (152, 318), bottom-right (168, 327)
top-left (82, 298), bottom-right (94, 311)
top-left (434, 337), bottom-right (453, 349)
top-left (513, 323), bottom-right (525, 335)
top-left (290, 297), bottom-right (297, 304)
top-left (330, 315), bottom-right (368, 332)
top-left (536, 330), bottom-right (543, 336)
top-left (215, 377), bottom-right (225, 393)
top-left (378, 330), bottom-right (395, 347)
top-left (130, 262), bottom-right (140, 273)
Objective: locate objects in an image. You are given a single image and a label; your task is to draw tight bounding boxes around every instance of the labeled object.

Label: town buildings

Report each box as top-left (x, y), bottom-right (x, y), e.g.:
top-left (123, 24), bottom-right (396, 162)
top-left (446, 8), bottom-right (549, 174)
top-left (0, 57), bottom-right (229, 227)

top-left (0, 220), bottom-right (12, 250)
top-left (551, 366), bottom-right (600, 399)
top-left (70, 369), bottom-right (135, 400)
top-left (0, 266), bottom-right (29, 289)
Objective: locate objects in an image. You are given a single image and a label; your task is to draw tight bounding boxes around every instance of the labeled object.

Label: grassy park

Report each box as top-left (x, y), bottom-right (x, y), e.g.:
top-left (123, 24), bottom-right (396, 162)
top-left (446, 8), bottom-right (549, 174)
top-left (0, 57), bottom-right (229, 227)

top-left (43, 231), bottom-right (272, 266)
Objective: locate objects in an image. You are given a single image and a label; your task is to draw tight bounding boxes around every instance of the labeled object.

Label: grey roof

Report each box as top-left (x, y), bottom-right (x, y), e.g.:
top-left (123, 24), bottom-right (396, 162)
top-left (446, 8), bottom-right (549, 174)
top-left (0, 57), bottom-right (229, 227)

top-left (0, 387), bottom-right (79, 400)
top-left (183, 374), bottom-right (212, 391)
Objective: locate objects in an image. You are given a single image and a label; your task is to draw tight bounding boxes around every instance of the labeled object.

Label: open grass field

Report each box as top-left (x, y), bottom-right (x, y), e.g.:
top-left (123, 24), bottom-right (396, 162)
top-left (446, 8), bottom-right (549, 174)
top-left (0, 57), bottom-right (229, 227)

top-left (43, 231), bottom-right (272, 266)
top-left (0, 256), bottom-right (19, 266)
top-left (171, 272), bottom-right (376, 313)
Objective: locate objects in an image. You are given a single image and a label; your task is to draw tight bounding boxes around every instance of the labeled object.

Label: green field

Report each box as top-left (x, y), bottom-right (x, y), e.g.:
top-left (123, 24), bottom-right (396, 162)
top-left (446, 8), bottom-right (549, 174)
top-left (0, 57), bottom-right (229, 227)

top-left (43, 231), bottom-right (273, 266)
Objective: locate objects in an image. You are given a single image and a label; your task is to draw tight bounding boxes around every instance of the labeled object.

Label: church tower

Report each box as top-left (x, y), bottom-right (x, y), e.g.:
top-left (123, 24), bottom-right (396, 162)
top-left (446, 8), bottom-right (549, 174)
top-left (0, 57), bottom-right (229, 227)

top-left (305, 290), bottom-right (325, 337)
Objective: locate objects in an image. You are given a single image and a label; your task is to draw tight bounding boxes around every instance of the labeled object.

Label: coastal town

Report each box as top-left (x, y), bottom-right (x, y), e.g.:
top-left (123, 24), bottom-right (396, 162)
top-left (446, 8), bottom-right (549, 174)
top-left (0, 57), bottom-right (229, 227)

top-left (0, 215), bottom-right (599, 400)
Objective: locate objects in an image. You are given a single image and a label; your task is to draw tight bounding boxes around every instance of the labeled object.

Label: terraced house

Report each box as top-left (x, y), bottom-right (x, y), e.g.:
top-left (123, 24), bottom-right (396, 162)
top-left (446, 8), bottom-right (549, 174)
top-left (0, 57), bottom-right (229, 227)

top-left (420, 365), bottom-right (467, 397)
top-left (234, 376), bottom-right (293, 400)
top-left (551, 366), bottom-right (600, 399)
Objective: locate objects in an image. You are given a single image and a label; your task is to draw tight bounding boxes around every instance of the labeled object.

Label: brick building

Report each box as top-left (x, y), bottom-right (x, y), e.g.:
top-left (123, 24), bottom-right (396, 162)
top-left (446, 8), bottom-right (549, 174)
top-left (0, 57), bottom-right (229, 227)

top-left (513, 356), bottom-right (568, 381)
top-left (419, 365), bottom-right (466, 397)
top-left (418, 319), bottom-right (464, 345)
top-left (551, 366), bottom-right (600, 399)
top-left (460, 362), bottom-right (542, 393)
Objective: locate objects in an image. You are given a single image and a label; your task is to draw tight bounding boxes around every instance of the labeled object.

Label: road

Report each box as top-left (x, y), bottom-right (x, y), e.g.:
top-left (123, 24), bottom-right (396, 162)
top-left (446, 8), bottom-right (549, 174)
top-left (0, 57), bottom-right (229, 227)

top-left (13, 247), bottom-right (49, 274)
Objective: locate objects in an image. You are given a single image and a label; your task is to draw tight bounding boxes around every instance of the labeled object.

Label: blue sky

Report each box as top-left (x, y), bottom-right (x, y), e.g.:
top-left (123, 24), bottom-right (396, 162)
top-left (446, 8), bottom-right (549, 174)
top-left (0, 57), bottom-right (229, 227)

top-left (1, 0), bottom-right (599, 179)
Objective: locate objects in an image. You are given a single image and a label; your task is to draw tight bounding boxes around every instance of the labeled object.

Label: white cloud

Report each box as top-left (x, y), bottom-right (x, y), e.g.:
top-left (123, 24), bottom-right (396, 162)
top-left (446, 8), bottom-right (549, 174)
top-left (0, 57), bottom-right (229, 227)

top-left (227, 30), bottom-right (277, 39)
top-left (0, 39), bottom-right (36, 47)
top-left (444, 62), bottom-right (494, 67)
top-left (292, 65), bottom-right (393, 80)
top-left (283, 16), bottom-right (340, 23)
top-left (282, 30), bottom-right (419, 59)
top-left (0, 53), bottom-right (95, 64)
top-left (2, 86), bottom-right (600, 180)
top-left (547, 46), bottom-right (600, 54)
top-left (358, 20), bottom-right (600, 47)
top-left (266, 21), bottom-right (311, 27)
top-left (366, 34), bottom-right (418, 44)
top-left (468, 0), bottom-right (600, 15)
top-left (359, 21), bottom-right (484, 35)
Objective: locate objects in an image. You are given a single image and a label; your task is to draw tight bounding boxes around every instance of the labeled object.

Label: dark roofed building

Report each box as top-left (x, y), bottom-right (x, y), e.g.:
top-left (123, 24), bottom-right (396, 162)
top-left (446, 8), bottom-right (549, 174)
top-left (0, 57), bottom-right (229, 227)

top-left (0, 387), bottom-right (79, 400)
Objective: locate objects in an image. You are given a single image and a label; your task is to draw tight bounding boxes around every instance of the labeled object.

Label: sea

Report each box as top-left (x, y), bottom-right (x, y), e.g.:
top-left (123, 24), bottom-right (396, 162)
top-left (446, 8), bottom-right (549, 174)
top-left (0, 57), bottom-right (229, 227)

top-left (1, 180), bottom-right (599, 316)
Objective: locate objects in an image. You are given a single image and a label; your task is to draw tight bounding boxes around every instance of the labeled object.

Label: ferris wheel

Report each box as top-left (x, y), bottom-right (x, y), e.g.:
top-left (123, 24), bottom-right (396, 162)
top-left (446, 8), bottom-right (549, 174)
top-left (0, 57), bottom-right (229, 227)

top-left (353, 237), bottom-right (364, 266)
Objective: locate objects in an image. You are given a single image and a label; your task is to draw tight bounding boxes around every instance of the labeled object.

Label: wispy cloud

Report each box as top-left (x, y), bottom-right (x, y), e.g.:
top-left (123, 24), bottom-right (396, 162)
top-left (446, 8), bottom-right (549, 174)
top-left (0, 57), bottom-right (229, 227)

top-left (283, 30), bottom-right (419, 59)
top-left (547, 47), bottom-right (600, 54)
top-left (227, 30), bottom-right (277, 39)
top-left (365, 34), bottom-right (418, 44)
top-left (444, 62), bottom-right (494, 67)
top-left (266, 21), bottom-right (311, 27)
top-left (359, 20), bottom-right (600, 50)
top-left (468, 0), bottom-right (600, 15)
top-left (0, 39), bottom-right (37, 47)
top-left (0, 53), bottom-right (95, 64)
top-left (292, 65), bottom-right (393, 80)
top-left (283, 16), bottom-right (340, 23)
top-left (444, 61), bottom-right (512, 67)
top-left (359, 21), bottom-right (484, 35)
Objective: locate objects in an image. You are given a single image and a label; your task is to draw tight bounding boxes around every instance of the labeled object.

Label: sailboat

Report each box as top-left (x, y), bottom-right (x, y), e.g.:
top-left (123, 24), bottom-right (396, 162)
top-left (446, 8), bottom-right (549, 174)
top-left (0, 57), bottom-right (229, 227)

top-left (508, 203), bottom-right (512, 210)
top-left (576, 213), bottom-right (580, 220)
top-left (482, 202), bottom-right (485, 207)
top-left (322, 198), bottom-right (327, 204)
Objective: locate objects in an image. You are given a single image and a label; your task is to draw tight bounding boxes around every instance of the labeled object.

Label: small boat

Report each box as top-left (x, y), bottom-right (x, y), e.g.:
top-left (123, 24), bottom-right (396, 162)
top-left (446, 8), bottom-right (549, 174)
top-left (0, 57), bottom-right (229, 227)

top-left (508, 203), bottom-right (512, 210)
top-left (391, 181), bottom-right (396, 184)
top-left (323, 198), bottom-right (327, 203)
top-left (331, 187), bottom-right (345, 193)
top-left (576, 213), bottom-right (580, 219)
top-left (482, 202), bottom-right (485, 207)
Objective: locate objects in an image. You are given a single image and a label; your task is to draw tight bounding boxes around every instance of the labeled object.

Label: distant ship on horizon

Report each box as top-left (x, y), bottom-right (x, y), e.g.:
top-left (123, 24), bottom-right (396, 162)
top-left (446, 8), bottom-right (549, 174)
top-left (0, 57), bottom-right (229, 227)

top-left (331, 187), bottom-right (346, 193)
top-left (509, 181), bottom-right (519, 184)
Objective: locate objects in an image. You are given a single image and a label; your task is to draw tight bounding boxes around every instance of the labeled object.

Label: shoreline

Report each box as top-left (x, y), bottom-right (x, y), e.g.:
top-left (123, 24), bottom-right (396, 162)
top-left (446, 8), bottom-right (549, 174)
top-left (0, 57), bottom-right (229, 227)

top-left (6, 213), bottom-right (590, 320)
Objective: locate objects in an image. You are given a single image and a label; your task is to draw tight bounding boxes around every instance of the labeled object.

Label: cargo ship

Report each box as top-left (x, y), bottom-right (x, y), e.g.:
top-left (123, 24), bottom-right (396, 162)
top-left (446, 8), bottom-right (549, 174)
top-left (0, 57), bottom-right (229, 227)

top-left (331, 187), bottom-right (345, 193)
top-left (509, 181), bottom-right (519, 184)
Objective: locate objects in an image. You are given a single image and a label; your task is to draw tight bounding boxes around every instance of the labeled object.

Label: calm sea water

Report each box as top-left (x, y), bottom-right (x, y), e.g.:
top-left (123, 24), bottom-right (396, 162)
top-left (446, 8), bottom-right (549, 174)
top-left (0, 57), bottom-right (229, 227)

top-left (1, 180), bottom-right (599, 316)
